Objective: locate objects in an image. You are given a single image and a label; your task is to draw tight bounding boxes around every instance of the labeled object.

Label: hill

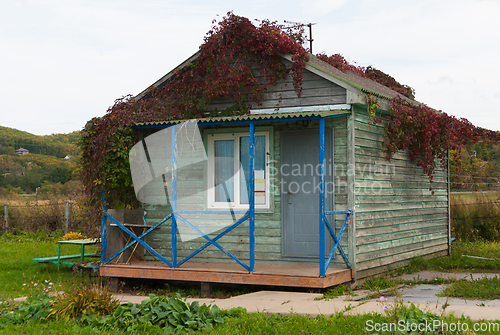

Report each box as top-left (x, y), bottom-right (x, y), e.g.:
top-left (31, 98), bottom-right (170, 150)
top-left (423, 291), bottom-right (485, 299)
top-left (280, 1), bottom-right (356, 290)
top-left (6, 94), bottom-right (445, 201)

top-left (0, 125), bottom-right (80, 158)
top-left (0, 126), bottom-right (81, 194)
top-left (450, 142), bottom-right (500, 190)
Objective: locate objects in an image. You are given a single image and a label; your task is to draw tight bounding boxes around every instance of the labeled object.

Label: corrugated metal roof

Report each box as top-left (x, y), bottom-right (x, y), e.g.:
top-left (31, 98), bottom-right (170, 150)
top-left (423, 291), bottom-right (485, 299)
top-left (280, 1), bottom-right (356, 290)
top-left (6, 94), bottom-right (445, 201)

top-left (134, 110), bottom-right (349, 127)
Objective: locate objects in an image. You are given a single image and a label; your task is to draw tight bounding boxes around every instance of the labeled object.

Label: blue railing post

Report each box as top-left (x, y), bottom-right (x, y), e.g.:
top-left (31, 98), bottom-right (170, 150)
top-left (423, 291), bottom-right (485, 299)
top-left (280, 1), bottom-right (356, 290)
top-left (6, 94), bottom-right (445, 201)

top-left (171, 125), bottom-right (177, 267)
top-left (249, 122), bottom-right (255, 272)
top-left (319, 117), bottom-right (326, 277)
top-left (100, 188), bottom-right (107, 264)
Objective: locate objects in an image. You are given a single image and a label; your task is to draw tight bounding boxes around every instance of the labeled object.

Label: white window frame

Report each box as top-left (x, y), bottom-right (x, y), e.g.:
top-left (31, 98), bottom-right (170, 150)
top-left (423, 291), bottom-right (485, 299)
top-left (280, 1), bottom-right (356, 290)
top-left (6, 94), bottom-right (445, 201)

top-left (207, 131), bottom-right (270, 210)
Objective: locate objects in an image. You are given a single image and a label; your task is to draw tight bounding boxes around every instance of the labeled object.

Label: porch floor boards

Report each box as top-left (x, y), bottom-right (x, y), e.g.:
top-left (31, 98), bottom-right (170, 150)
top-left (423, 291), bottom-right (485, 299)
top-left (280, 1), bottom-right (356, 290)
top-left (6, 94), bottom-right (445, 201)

top-left (100, 261), bottom-right (352, 288)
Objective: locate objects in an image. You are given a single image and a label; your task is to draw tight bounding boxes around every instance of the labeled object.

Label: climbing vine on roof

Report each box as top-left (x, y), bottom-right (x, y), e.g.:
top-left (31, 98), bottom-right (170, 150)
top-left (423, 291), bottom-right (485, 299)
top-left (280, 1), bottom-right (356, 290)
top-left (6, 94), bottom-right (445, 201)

top-left (384, 98), bottom-right (500, 191)
top-left (79, 12), bottom-right (499, 223)
top-left (79, 12), bottom-right (309, 220)
top-left (315, 53), bottom-right (415, 99)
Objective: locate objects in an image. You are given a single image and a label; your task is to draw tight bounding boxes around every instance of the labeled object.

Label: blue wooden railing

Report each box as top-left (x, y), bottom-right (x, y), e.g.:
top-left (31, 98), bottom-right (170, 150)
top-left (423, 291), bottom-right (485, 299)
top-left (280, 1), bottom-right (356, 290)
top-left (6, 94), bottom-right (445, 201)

top-left (100, 116), bottom-right (351, 277)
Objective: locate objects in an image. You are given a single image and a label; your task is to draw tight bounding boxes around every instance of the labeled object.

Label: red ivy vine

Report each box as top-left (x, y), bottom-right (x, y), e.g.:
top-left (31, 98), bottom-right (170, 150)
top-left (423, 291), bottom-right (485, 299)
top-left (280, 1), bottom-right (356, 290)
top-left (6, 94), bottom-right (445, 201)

top-left (384, 98), bottom-right (500, 190)
top-left (79, 13), bottom-right (309, 221)
top-left (316, 53), bottom-right (415, 99)
top-left (80, 12), bottom-right (499, 224)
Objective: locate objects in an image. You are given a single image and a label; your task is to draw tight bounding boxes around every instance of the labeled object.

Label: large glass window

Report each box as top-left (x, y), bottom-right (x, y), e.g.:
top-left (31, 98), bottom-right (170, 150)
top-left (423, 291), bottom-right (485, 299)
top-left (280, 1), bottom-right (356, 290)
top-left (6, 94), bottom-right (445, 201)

top-left (208, 131), bottom-right (269, 209)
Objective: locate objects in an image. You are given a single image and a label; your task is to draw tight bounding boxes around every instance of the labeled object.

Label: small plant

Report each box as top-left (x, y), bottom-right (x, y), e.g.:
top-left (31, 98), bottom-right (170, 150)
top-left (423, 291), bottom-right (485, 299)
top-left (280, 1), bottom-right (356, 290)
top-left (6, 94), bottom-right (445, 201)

top-left (0, 293), bottom-right (53, 327)
top-left (49, 284), bottom-right (118, 320)
top-left (365, 93), bottom-right (382, 124)
top-left (441, 276), bottom-right (500, 300)
top-left (316, 284), bottom-right (357, 301)
top-left (60, 232), bottom-right (86, 241)
top-left (95, 293), bottom-right (225, 333)
top-left (375, 294), bottom-right (462, 335)
top-left (0, 279), bottom-right (59, 328)
top-left (362, 276), bottom-right (400, 291)
top-left (15, 278), bottom-right (63, 305)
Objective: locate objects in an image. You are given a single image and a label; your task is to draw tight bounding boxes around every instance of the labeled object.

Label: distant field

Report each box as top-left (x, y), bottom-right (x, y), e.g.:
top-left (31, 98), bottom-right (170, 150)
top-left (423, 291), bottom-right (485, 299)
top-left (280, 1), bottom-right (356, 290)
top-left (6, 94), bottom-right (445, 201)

top-left (450, 190), bottom-right (500, 204)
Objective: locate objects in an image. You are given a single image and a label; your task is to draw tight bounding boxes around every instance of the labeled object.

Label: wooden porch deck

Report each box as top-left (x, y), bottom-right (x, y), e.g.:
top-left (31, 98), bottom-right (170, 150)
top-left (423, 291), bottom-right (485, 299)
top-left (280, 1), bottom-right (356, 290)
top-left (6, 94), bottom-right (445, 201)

top-left (100, 261), bottom-right (352, 288)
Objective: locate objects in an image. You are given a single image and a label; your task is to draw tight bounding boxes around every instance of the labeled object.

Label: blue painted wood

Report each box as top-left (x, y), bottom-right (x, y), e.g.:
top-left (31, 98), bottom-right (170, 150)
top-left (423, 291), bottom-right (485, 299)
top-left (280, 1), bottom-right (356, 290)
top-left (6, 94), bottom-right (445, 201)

top-left (103, 213), bottom-right (172, 264)
top-left (175, 210), bottom-right (248, 215)
top-left (132, 113), bottom-right (351, 129)
top-left (249, 122), bottom-right (255, 272)
top-left (319, 117), bottom-right (326, 277)
top-left (324, 212), bottom-right (351, 270)
top-left (171, 125), bottom-right (177, 267)
top-left (100, 189), bottom-right (107, 264)
top-left (175, 214), bottom-right (250, 271)
top-left (103, 213), bottom-right (173, 267)
top-left (327, 213), bottom-right (351, 269)
top-left (325, 211), bottom-right (350, 215)
top-left (176, 214), bottom-right (250, 267)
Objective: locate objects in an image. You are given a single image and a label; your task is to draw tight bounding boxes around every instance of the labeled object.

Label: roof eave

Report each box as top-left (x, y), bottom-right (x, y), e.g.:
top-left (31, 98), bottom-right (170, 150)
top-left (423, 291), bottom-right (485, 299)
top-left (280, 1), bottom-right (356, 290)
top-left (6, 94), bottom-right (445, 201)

top-left (135, 51), bottom-right (200, 100)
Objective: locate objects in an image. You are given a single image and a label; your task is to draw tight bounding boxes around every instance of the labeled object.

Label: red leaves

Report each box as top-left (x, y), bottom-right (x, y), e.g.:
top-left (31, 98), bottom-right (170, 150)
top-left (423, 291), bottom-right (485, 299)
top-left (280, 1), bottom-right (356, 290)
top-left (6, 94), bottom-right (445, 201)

top-left (316, 54), bottom-right (415, 100)
top-left (383, 98), bottom-right (500, 187)
top-left (79, 12), bottom-right (310, 219)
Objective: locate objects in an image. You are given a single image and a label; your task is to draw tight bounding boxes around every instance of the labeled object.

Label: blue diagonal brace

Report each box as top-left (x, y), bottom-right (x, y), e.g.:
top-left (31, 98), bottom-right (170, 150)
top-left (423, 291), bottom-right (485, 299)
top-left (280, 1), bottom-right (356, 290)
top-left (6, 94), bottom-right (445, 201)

top-left (176, 213), bottom-right (250, 267)
top-left (324, 213), bottom-right (351, 270)
top-left (175, 214), bottom-right (250, 271)
top-left (103, 212), bottom-right (173, 267)
top-left (102, 213), bottom-right (172, 265)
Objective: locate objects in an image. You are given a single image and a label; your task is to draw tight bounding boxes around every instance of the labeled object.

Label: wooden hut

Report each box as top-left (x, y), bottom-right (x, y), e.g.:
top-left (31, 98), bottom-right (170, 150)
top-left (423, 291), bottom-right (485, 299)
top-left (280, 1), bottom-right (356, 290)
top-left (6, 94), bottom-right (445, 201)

top-left (99, 53), bottom-right (450, 288)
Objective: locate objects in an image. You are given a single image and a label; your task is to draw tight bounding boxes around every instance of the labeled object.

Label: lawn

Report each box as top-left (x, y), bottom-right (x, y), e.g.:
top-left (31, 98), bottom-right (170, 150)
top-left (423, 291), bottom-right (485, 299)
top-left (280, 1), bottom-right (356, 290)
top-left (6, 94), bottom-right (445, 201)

top-left (2, 232), bottom-right (500, 334)
top-left (0, 231), bottom-right (98, 301)
top-left (393, 240), bottom-right (500, 274)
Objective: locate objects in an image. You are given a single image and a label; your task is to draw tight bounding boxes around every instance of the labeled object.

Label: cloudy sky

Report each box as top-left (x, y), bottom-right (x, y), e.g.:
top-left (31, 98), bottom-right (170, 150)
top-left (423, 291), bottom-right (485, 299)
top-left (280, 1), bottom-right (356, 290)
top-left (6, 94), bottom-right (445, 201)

top-left (1, 0), bottom-right (499, 135)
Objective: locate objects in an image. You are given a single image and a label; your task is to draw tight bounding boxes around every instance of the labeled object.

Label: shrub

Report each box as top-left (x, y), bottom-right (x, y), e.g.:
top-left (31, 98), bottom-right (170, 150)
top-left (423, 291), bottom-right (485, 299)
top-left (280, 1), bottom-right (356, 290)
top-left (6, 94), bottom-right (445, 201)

top-left (95, 293), bottom-right (225, 333)
top-left (49, 284), bottom-right (119, 320)
top-left (60, 232), bottom-right (86, 241)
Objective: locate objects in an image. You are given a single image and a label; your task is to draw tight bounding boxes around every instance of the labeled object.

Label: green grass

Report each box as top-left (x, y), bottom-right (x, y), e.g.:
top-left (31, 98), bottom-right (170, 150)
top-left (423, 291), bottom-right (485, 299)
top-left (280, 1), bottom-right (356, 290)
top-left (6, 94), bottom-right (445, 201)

top-left (442, 276), bottom-right (500, 300)
top-left (0, 312), bottom-right (391, 335)
top-left (392, 240), bottom-right (500, 275)
top-left (0, 231), bottom-right (99, 301)
top-left (0, 320), bottom-right (119, 334)
top-left (316, 284), bottom-right (357, 301)
top-left (2, 310), bottom-right (499, 334)
top-left (2, 233), bottom-right (500, 334)
top-left (361, 276), bottom-right (400, 291)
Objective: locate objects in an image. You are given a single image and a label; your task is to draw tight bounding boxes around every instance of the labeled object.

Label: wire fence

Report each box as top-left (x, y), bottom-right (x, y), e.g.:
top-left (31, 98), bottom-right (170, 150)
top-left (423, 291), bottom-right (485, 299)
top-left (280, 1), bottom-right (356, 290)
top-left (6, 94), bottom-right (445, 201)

top-left (2, 200), bottom-right (97, 236)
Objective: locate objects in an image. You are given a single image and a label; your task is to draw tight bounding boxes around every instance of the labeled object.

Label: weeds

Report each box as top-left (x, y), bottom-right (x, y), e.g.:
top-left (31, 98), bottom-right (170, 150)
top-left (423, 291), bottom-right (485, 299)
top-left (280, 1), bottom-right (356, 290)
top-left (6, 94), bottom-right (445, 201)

top-left (392, 240), bottom-right (500, 275)
top-left (441, 276), bottom-right (500, 300)
top-left (84, 293), bottom-right (225, 334)
top-left (49, 284), bottom-right (119, 320)
top-left (315, 284), bottom-right (358, 301)
top-left (362, 276), bottom-right (400, 291)
top-left (451, 191), bottom-right (500, 241)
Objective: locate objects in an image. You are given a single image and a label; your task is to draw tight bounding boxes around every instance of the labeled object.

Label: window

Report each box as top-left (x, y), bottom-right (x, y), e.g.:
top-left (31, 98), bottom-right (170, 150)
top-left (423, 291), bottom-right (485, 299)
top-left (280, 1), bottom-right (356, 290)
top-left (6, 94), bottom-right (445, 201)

top-left (207, 131), bottom-right (270, 209)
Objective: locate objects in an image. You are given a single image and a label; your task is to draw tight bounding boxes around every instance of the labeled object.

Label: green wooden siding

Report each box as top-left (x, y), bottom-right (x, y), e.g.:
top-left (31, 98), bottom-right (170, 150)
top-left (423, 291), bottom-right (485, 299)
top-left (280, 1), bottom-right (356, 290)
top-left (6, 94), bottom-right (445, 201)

top-left (128, 73), bottom-right (449, 278)
top-left (208, 63), bottom-right (346, 111)
top-left (352, 105), bottom-right (449, 273)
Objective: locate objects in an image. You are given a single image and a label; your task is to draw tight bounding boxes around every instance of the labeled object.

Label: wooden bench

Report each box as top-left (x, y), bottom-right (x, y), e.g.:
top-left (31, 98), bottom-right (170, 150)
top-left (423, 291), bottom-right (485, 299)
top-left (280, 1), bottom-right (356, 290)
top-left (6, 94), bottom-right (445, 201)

top-left (32, 253), bottom-right (99, 265)
top-left (32, 238), bottom-right (100, 271)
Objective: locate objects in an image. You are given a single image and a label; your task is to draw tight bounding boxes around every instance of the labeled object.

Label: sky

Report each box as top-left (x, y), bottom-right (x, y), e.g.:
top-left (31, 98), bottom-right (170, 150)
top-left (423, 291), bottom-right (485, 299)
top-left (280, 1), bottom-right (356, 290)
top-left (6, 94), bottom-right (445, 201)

top-left (1, 0), bottom-right (499, 135)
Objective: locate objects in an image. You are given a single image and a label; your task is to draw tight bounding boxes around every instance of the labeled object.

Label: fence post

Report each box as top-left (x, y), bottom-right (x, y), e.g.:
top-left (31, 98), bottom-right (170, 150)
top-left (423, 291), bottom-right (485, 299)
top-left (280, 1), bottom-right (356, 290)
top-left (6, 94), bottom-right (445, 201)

top-left (64, 202), bottom-right (69, 234)
top-left (3, 205), bottom-right (7, 233)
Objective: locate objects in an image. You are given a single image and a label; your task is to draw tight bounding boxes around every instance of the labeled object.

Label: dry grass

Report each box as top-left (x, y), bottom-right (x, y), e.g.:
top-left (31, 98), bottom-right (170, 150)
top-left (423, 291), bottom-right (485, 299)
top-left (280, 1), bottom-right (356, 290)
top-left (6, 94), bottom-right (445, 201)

top-left (451, 191), bottom-right (500, 241)
top-left (1, 195), bottom-right (97, 237)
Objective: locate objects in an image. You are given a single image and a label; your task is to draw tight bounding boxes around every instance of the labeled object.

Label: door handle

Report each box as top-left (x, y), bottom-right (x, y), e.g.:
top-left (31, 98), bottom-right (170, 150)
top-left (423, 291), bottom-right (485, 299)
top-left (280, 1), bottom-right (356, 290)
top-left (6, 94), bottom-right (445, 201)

top-left (288, 191), bottom-right (295, 204)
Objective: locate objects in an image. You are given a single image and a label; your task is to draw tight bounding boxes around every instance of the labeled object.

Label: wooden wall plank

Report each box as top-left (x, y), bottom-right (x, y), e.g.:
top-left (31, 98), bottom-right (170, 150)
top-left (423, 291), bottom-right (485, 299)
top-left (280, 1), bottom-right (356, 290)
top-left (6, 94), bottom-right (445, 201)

top-left (352, 105), bottom-right (449, 279)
